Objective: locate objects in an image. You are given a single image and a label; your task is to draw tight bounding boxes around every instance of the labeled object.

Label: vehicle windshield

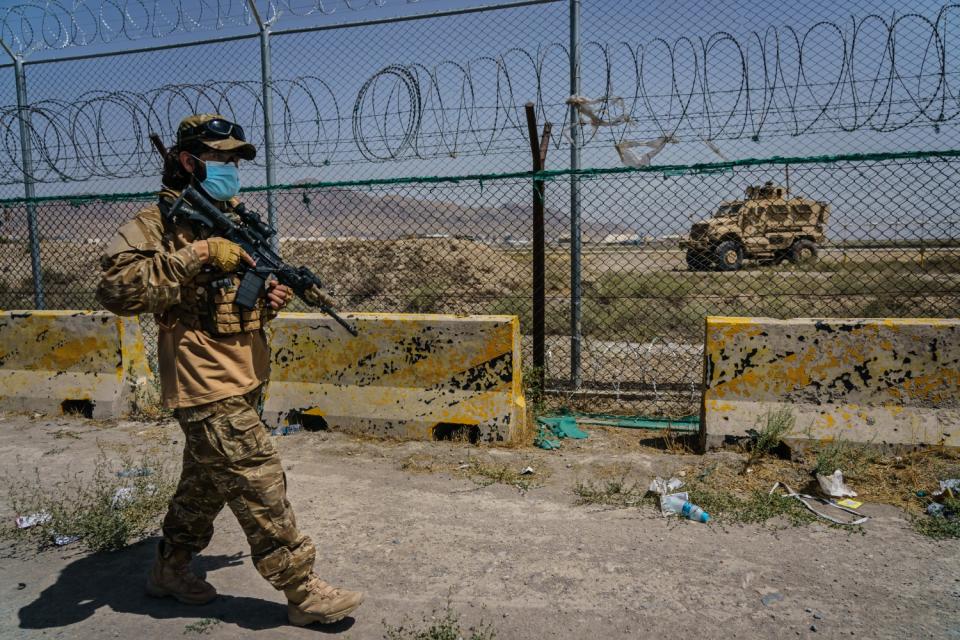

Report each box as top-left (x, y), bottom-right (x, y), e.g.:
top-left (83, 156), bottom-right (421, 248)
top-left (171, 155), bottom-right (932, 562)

top-left (713, 204), bottom-right (741, 218)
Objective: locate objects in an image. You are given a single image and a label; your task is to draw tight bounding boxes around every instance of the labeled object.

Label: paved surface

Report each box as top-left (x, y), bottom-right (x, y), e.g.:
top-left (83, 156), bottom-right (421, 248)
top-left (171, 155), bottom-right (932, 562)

top-left (0, 413), bottom-right (957, 639)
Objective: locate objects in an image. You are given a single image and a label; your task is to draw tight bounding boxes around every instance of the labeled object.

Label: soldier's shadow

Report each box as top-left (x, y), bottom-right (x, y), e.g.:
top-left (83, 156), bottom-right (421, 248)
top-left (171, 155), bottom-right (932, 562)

top-left (18, 537), bottom-right (354, 633)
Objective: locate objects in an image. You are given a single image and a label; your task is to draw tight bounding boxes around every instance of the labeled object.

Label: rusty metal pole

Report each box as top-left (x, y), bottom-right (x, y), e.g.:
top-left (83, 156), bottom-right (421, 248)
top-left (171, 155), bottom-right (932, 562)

top-left (525, 103), bottom-right (551, 390)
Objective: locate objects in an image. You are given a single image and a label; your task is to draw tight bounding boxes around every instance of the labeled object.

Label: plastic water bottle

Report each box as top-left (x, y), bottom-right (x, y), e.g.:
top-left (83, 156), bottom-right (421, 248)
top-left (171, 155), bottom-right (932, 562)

top-left (680, 501), bottom-right (710, 523)
top-left (660, 493), bottom-right (710, 523)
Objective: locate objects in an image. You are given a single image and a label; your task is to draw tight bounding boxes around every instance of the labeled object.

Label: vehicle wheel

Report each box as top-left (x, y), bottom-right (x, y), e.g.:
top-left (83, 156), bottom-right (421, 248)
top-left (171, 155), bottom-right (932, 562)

top-left (685, 249), bottom-right (712, 271)
top-left (713, 240), bottom-right (743, 271)
top-left (788, 239), bottom-right (818, 265)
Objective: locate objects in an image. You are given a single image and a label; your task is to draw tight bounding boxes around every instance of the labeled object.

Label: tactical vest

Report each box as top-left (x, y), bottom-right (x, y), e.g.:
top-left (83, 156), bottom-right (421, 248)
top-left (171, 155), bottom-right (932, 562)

top-left (158, 194), bottom-right (273, 337)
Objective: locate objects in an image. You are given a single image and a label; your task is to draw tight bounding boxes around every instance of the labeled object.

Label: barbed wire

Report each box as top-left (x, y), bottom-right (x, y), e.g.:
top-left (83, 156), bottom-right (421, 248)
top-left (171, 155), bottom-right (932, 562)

top-left (0, 0), bottom-right (420, 55)
top-left (2, 4), bottom-right (960, 183)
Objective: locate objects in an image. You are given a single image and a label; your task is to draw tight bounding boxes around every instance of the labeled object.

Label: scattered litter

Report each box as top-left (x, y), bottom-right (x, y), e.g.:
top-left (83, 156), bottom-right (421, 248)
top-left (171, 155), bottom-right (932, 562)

top-left (659, 491), bottom-right (688, 515)
top-left (17, 583), bottom-right (25, 590)
top-left (535, 415), bottom-right (588, 450)
top-left (564, 94), bottom-right (632, 141)
top-left (15, 512), bottom-right (51, 529)
top-left (770, 482), bottom-right (868, 526)
top-left (111, 487), bottom-right (136, 509)
top-left (813, 613), bottom-right (823, 620)
top-left (270, 424), bottom-right (302, 436)
top-left (760, 592), bottom-right (784, 607)
top-left (836, 498), bottom-right (863, 509)
top-left (648, 476), bottom-right (683, 495)
top-left (534, 430), bottom-right (561, 449)
top-left (615, 135), bottom-right (677, 167)
top-left (116, 467), bottom-right (153, 478)
top-left (458, 463), bottom-right (471, 470)
top-left (111, 484), bottom-right (156, 509)
top-left (519, 466), bottom-right (535, 475)
top-left (810, 624), bottom-right (818, 632)
top-left (927, 503), bottom-right (946, 517)
top-left (52, 534), bottom-right (80, 546)
top-left (939, 479), bottom-right (959, 494)
top-left (816, 470), bottom-right (857, 498)
top-left (660, 492), bottom-right (710, 523)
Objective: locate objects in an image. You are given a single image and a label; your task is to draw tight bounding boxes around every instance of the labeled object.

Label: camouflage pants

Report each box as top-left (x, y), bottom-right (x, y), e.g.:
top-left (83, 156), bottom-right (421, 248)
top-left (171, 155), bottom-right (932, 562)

top-left (162, 386), bottom-right (316, 591)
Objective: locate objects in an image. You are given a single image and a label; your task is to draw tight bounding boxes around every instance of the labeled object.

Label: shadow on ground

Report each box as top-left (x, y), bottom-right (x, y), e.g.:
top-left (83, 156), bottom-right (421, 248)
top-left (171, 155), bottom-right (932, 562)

top-left (17, 537), bottom-right (355, 634)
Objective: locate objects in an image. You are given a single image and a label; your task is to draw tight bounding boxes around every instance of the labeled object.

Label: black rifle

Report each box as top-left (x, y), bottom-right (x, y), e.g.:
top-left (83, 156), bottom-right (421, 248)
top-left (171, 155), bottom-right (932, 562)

top-left (167, 185), bottom-right (358, 337)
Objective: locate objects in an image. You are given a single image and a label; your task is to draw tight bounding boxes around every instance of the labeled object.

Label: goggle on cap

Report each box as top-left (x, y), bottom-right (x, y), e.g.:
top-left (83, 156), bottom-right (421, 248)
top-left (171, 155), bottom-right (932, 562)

top-left (176, 114), bottom-right (256, 161)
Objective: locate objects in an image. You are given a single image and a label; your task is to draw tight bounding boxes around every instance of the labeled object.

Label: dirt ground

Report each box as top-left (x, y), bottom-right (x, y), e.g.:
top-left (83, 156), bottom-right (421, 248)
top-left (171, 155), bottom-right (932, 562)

top-left (0, 413), bottom-right (957, 640)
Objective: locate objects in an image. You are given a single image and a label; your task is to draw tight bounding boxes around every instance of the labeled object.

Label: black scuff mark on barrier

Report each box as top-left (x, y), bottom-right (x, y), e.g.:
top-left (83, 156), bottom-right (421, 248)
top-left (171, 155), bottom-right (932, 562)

top-left (402, 335), bottom-right (436, 366)
top-left (732, 348), bottom-right (759, 378)
top-left (852, 359), bottom-right (874, 387)
top-left (814, 321), bottom-right (833, 333)
top-left (826, 372), bottom-right (856, 393)
top-left (11, 312), bottom-right (32, 318)
top-left (273, 347), bottom-right (299, 366)
top-left (929, 339), bottom-right (939, 362)
top-left (428, 352), bottom-right (513, 394)
top-left (35, 329), bottom-right (49, 342)
top-left (381, 362), bottom-right (398, 376)
top-left (705, 354), bottom-right (715, 385)
top-left (836, 323), bottom-right (862, 333)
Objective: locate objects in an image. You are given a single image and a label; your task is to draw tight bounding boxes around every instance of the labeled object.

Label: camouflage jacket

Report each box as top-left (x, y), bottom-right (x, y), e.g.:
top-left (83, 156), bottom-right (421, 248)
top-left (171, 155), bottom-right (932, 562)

top-left (96, 191), bottom-right (273, 408)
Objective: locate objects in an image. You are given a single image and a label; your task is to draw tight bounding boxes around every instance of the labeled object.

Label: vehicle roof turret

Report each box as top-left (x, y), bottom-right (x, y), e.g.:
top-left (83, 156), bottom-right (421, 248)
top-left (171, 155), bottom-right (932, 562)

top-left (744, 181), bottom-right (787, 200)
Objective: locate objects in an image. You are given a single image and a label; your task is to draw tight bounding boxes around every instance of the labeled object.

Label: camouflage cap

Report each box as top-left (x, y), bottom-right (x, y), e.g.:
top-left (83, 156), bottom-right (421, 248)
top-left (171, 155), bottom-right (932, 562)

top-left (177, 114), bottom-right (256, 161)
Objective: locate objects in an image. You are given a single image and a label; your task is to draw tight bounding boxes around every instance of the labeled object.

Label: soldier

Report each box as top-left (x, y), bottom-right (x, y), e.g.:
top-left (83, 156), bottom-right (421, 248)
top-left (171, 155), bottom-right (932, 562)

top-left (96, 114), bottom-right (363, 626)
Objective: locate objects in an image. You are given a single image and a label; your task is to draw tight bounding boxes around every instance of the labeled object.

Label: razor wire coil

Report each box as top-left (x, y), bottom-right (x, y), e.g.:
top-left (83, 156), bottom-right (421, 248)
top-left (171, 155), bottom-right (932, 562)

top-left (2, 4), bottom-right (960, 184)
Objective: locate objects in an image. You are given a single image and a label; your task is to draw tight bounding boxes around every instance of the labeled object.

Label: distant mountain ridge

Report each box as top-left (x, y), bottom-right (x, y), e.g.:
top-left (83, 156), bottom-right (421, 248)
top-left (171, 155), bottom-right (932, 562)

top-left (1, 186), bottom-right (631, 242)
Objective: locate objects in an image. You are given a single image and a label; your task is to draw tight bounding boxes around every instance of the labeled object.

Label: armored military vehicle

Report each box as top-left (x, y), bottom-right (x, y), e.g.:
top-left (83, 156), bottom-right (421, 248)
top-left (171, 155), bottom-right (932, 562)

top-left (680, 182), bottom-right (830, 271)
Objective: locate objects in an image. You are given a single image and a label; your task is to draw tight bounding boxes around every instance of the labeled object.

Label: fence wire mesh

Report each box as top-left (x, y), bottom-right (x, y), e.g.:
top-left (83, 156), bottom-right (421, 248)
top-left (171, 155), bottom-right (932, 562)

top-left (0, 0), bottom-right (958, 415)
top-left (2, 153), bottom-right (958, 415)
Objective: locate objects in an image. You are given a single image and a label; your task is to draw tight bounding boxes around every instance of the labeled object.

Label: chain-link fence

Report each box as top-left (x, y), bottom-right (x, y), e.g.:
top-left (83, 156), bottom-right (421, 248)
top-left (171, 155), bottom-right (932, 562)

top-left (2, 152), bottom-right (958, 415)
top-left (0, 0), bottom-right (958, 415)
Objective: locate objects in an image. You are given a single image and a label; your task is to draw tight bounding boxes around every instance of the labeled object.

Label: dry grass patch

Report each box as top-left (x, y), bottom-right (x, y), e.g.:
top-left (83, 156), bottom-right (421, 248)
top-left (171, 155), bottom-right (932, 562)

top-left (457, 456), bottom-right (547, 492)
top-left (1, 450), bottom-right (177, 552)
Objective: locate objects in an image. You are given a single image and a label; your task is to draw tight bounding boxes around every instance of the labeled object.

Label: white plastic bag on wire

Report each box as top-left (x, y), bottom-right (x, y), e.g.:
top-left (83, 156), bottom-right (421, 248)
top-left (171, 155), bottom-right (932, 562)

top-left (616, 136), bottom-right (679, 167)
top-left (564, 93), bottom-right (728, 167)
top-left (563, 94), bottom-right (632, 142)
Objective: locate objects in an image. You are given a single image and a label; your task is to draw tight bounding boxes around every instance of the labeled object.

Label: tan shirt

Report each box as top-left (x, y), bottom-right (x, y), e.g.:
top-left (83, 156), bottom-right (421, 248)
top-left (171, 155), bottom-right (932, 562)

top-left (96, 196), bottom-right (271, 409)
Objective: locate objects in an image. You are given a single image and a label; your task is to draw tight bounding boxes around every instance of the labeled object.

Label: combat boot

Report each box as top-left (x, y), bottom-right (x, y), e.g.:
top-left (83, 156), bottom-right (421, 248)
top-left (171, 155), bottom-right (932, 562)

top-left (285, 573), bottom-right (364, 626)
top-left (145, 541), bottom-right (217, 605)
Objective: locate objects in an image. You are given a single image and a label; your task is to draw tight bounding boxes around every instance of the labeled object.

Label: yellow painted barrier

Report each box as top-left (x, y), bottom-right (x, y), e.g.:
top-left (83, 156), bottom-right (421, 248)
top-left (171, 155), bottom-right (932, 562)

top-left (0, 310), bottom-right (152, 419)
top-left (701, 317), bottom-right (960, 449)
top-left (264, 312), bottom-right (525, 443)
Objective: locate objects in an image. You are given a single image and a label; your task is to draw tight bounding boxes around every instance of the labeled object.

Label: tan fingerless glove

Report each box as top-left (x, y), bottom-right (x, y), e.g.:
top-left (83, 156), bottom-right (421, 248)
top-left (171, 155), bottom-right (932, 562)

top-left (206, 237), bottom-right (244, 272)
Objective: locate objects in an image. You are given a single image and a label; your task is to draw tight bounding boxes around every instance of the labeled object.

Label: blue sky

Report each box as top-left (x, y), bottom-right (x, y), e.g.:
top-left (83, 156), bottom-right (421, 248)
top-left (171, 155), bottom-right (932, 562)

top-left (0, 0), bottom-right (957, 239)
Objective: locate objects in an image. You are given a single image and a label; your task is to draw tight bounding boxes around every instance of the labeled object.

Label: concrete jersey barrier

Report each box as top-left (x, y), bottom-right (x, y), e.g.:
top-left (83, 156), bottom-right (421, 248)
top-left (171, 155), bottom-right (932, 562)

top-left (701, 316), bottom-right (960, 449)
top-left (263, 312), bottom-right (525, 443)
top-left (0, 310), bottom-right (152, 419)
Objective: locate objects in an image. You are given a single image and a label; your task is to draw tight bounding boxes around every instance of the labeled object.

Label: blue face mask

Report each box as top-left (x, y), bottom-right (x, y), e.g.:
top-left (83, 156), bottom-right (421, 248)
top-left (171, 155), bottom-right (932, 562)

top-left (198, 159), bottom-right (240, 201)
